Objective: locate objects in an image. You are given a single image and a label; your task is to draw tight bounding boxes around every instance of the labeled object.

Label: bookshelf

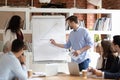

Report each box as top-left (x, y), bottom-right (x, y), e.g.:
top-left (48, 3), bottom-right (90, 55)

top-left (0, 7), bottom-right (120, 47)
top-left (29, 8), bottom-right (120, 35)
top-left (0, 8), bottom-right (119, 31)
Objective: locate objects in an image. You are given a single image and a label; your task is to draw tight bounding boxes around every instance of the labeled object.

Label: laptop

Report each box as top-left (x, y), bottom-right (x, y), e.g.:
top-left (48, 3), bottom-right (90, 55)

top-left (68, 62), bottom-right (81, 76)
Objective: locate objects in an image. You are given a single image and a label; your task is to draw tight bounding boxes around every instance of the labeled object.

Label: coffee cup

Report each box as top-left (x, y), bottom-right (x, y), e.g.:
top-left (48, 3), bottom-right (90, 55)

top-left (82, 69), bottom-right (87, 79)
top-left (28, 69), bottom-right (33, 78)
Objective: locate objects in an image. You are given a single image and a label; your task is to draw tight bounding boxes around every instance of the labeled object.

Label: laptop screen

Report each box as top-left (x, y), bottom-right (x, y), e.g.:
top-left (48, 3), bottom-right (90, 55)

top-left (68, 62), bottom-right (80, 76)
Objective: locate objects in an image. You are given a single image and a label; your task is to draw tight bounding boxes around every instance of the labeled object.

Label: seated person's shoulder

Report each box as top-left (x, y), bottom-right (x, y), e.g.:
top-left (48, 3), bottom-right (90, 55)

top-left (0, 52), bottom-right (4, 57)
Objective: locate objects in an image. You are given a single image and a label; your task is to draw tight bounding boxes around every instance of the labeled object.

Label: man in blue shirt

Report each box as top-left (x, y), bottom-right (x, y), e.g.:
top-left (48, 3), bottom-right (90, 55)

top-left (0, 39), bottom-right (27, 80)
top-left (50, 15), bottom-right (93, 71)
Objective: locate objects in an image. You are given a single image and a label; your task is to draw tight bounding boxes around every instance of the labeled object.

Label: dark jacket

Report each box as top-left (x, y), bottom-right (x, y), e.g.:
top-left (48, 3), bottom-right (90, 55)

top-left (104, 57), bottom-right (120, 79)
top-left (100, 55), bottom-right (116, 71)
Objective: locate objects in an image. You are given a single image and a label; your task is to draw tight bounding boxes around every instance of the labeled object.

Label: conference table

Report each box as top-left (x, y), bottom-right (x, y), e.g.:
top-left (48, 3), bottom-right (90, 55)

top-left (32, 73), bottom-right (113, 80)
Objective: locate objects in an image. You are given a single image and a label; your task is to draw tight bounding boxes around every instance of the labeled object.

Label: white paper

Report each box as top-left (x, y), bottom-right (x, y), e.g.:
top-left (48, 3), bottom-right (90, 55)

top-left (68, 50), bottom-right (79, 60)
top-left (33, 72), bottom-right (46, 77)
top-left (27, 78), bottom-right (42, 80)
top-left (32, 16), bottom-right (67, 62)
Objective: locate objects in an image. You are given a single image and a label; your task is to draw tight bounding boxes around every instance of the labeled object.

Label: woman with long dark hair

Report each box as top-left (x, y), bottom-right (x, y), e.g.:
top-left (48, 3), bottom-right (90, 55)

top-left (96, 40), bottom-right (117, 71)
top-left (3, 15), bottom-right (24, 53)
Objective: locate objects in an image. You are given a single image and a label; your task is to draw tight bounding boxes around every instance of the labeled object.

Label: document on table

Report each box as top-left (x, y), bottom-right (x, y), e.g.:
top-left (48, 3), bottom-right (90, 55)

top-left (68, 50), bottom-right (79, 60)
top-left (32, 72), bottom-right (46, 77)
top-left (28, 78), bottom-right (42, 80)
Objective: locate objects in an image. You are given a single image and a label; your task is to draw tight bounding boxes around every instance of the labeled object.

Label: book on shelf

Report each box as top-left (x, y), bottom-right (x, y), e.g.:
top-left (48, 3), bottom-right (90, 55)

top-left (93, 17), bottom-right (112, 31)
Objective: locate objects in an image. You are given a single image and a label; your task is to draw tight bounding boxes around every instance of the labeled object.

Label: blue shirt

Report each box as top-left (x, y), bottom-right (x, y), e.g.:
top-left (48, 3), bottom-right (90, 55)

top-left (0, 52), bottom-right (27, 80)
top-left (64, 27), bottom-right (93, 63)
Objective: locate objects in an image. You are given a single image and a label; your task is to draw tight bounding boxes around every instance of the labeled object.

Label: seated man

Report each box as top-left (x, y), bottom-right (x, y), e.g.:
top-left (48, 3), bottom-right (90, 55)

top-left (89, 35), bottom-right (120, 79)
top-left (0, 39), bottom-right (27, 80)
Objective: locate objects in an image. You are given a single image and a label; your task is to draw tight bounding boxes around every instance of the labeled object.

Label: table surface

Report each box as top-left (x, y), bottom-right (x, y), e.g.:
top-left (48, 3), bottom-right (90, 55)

top-left (31, 73), bottom-right (112, 80)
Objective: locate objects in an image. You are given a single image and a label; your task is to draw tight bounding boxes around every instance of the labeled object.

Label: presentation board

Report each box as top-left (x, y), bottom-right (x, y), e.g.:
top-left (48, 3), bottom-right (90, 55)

top-left (31, 16), bottom-right (68, 62)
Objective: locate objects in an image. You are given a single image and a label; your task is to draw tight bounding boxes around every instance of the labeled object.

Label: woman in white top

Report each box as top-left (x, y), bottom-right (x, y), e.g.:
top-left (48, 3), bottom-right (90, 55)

top-left (3, 15), bottom-right (24, 53)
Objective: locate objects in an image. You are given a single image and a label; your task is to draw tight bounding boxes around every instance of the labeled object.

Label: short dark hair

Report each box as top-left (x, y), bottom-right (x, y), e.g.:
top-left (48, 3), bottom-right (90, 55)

top-left (66, 15), bottom-right (78, 23)
top-left (113, 35), bottom-right (120, 47)
top-left (11, 39), bottom-right (25, 52)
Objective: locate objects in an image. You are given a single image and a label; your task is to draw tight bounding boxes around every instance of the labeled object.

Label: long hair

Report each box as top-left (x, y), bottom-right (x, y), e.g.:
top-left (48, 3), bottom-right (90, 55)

top-left (101, 40), bottom-right (114, 57)
top-left (5, 15), bottom-right (21, 33)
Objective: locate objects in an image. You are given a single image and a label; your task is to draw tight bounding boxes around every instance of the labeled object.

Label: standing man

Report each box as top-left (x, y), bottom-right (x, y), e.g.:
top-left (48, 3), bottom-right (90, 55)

top-left (50, 15), bottom-right (93, 71)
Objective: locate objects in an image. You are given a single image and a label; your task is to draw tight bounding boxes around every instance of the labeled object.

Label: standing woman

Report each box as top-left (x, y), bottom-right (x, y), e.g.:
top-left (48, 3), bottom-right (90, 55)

top-left (3, 15), bottom-right (24, 53)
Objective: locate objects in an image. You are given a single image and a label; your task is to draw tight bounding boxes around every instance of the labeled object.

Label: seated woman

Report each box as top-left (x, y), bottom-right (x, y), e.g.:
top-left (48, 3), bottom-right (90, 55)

top-left (88, 35), bottom-right (120, 79)
top-left (95, 39), bottom-right (117, 71)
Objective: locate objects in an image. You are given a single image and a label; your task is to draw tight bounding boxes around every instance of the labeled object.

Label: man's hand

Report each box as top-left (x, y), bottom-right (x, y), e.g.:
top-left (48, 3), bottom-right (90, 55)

top-left (73, 50), bottom-right (81, 56)
top-left (50, 39), bottom-right (56, 45)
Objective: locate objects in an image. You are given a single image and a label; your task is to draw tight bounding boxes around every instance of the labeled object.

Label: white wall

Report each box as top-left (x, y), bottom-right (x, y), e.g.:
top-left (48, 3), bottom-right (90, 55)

top-left (112, 11), bottom-right (120, 35)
